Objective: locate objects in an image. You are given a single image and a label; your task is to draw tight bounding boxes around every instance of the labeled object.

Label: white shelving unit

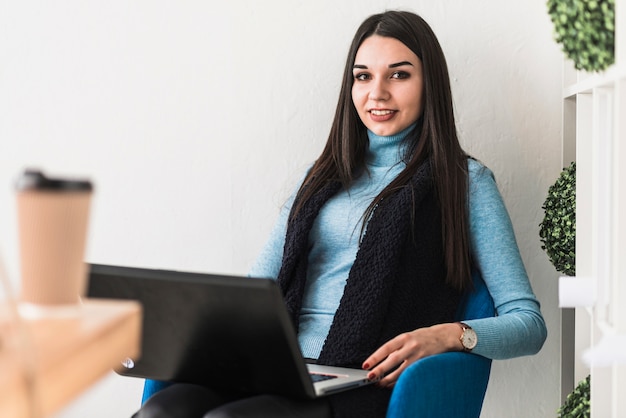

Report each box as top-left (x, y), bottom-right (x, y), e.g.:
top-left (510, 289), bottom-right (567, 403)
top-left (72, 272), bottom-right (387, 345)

top-left (560, 2), bottom-right (626, 416)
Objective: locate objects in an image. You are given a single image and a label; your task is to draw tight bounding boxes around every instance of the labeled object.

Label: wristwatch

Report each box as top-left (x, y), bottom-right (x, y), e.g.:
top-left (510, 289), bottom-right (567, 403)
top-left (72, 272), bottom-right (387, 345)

top-left (457, 322), bottom-right (477, 352)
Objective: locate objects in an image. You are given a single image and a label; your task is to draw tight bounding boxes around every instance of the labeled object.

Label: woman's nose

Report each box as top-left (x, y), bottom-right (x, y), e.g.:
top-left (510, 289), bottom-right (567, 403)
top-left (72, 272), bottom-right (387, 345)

top-left (369, 79), bottom-right (390, 101)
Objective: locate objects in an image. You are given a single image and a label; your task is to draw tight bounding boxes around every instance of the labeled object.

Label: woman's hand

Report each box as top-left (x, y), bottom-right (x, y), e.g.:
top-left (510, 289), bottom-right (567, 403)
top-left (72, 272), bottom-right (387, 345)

top-left (362, 323), bottom-right (464, 388)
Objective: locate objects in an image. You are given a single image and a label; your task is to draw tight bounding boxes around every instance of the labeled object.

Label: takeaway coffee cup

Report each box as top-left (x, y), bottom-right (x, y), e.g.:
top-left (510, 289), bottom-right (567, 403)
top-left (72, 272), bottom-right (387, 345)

top-left (16, 170), bottom-right (93, 308)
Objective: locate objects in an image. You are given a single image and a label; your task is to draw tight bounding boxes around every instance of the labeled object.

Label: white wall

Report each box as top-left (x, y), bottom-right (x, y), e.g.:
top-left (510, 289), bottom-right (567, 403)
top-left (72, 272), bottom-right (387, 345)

top-left (0, 1), bottom-right (564, 416)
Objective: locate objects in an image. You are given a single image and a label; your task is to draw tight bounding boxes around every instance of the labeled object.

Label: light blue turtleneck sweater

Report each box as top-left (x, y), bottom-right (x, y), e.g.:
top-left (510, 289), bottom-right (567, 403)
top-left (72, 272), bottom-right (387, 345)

top-left (249, 125), bottom-right (547, 360)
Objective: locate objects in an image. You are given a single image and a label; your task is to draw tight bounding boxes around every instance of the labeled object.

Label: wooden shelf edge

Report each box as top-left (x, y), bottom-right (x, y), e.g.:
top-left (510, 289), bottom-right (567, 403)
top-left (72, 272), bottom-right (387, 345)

top-left (0, 299), bottom-right (142, 418)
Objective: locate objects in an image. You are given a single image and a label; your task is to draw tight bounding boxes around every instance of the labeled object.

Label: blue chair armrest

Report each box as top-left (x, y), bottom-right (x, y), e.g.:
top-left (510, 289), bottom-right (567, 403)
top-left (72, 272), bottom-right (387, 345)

top-left (141, 379), bottom-right (173, 404)
top-left (386, 352), bottom-right (491, 418)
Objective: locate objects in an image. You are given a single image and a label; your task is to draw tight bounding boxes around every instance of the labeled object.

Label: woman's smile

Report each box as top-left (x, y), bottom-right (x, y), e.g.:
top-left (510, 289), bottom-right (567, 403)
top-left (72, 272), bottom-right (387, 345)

top-left (369, 109), bottom-right (397, 122)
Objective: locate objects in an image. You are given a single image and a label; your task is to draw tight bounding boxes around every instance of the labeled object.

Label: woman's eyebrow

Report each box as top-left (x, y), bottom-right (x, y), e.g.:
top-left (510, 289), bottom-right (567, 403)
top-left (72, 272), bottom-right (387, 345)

top-left (352, 61), bottom-right (414, 70)
top-left (389, 61), bottom-right (413, 68)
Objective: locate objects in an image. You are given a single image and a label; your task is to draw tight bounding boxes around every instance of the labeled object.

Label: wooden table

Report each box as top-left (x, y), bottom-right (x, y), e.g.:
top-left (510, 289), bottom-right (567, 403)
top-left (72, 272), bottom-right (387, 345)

top-left (0, 299), bottom-right (141, 418)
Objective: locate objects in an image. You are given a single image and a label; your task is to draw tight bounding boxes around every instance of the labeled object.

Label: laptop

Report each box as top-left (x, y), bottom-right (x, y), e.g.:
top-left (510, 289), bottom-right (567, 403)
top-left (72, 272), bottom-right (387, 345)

top-left (87, 264), bottom-right (375, 399)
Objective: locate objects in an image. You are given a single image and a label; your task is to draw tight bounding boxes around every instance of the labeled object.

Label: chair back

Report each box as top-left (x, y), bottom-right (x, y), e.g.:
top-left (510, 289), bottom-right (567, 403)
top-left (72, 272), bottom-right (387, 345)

top-left (456, 268), bottom-right (495, 321)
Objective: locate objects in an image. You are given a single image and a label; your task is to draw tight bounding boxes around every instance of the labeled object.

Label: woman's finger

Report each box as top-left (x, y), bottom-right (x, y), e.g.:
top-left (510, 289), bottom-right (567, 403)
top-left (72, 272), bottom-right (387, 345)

top-left (377, 361), bottom-right (408, 387)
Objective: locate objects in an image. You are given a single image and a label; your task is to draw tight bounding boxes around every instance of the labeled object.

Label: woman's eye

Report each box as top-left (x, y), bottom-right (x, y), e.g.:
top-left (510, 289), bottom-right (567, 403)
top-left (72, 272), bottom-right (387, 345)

top-left (391, 71), bottom-right (410, 79)
top-left (354, 73), bottom-right (370, 81)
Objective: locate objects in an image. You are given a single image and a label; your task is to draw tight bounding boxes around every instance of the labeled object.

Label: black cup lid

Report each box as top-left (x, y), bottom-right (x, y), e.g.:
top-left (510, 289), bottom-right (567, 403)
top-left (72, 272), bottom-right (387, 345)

top-left (16, 170), bottom-right (93, 192)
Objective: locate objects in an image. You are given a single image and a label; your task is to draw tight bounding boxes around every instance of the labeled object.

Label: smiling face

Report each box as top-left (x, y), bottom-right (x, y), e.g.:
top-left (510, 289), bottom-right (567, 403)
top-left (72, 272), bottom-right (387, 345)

top-left (351, 35), bottom-right (424, 137)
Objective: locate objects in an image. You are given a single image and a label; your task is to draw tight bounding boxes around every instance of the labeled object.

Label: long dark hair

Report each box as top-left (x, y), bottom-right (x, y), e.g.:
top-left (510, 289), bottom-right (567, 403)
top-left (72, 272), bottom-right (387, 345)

top-left (291, 11), bottom-right (472, 292)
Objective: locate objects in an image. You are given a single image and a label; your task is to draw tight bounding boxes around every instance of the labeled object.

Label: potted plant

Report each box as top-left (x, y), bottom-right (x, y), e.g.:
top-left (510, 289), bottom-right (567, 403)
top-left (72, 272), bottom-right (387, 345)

top-left (547, 0), bottom-right (615, 72)
top-left (539, 162), bottom-right (590, 417)
top-left (558, 375), bottom-right (590, 418)
top-left (539, 161), bottom-right (576, 276)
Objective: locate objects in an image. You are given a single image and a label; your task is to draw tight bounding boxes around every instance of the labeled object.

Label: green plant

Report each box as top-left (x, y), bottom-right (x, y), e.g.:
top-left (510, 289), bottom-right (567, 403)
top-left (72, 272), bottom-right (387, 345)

top-left (539, 162), bottom-right (576, 276)
top-left (547, 0), bottom-right (615, 72)
top-left (558, 375), bottom-right (590, 417)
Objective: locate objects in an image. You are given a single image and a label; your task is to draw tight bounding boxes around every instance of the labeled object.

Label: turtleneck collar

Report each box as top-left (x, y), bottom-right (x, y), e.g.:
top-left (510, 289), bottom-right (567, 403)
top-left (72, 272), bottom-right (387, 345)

top-left (366, 122), bottom-right (416, 168)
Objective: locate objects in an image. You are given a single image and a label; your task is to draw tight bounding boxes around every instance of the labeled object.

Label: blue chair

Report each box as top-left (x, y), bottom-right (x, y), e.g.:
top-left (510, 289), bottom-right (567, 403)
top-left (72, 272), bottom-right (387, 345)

top-left (385, 270), bottom-right (494, 417)
top-left (141, 270), bottom-right (495, 417)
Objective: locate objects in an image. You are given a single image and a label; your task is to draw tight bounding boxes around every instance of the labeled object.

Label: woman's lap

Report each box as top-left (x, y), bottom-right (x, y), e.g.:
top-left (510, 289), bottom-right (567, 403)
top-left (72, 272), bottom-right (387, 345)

top-left (203, 393), bottom-right (331, 418)
top-left (133, 383), bottom-right (332, 418)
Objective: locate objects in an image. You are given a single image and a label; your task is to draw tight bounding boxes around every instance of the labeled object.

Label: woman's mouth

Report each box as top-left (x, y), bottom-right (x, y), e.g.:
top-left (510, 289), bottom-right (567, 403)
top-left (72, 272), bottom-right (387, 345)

top-left (369, 109), bottom-right (396, 122)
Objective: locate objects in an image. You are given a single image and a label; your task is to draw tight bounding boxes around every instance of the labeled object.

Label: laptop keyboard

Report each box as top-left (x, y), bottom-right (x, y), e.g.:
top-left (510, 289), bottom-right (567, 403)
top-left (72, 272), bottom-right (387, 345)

top-left (310, 373), bottom-right (338, 383)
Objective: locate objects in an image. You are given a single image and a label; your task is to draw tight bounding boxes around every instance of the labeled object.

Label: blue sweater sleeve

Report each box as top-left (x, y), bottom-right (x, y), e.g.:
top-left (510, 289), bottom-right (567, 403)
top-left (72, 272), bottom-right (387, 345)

top-left (248, 191), bottom-right (293, 280)
top-left (462, 160), bottom-right (547, 359)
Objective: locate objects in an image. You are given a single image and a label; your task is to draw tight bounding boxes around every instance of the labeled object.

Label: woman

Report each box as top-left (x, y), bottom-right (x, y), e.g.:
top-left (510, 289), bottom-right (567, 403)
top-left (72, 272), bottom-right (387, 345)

top-left (137, 10), bottom-right (546, 418)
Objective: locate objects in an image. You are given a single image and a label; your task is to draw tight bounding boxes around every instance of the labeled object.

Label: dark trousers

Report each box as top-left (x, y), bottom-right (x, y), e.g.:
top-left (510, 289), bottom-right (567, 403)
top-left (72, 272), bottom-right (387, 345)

top-left (133, 383), bottom-right (333, 418)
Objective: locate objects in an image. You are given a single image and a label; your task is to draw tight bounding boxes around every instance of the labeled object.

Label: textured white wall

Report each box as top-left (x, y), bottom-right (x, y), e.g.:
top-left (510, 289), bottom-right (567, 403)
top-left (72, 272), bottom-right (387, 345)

top-left (0, 1), bottom-right (564, 417)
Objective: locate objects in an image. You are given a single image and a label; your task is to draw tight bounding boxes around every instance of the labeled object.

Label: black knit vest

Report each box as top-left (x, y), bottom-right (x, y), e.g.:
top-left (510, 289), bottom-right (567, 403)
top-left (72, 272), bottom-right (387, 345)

top-left (277, 161), bottom-right (461, 418)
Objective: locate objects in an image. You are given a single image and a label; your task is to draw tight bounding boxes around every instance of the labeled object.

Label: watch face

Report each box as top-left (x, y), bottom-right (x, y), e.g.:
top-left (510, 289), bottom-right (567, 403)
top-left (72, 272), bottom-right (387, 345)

top-left (462, 328), bottom-right (478, 350)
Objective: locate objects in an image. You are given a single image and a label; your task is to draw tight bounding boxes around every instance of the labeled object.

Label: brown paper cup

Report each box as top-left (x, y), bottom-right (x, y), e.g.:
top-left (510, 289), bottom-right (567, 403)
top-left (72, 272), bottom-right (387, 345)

top-left (16, 170), bottom-right (93, 307)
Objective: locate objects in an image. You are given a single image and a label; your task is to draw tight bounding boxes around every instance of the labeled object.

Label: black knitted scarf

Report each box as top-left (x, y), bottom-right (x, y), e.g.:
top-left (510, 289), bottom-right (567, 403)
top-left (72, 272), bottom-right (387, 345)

top-left (277, 160), bottom-right (461, 418)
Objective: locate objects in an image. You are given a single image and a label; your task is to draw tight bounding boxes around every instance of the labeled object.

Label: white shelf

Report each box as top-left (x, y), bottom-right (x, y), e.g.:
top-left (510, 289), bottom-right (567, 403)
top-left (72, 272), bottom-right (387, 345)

top-left (560, 2), bottom-right (626, 413)
top-left (583, 332), bottom-right (626, 367)
top-left (563, 65), bottom-right (626, 99)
